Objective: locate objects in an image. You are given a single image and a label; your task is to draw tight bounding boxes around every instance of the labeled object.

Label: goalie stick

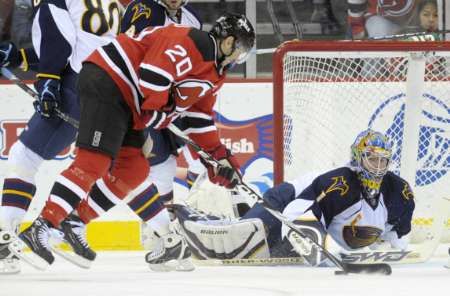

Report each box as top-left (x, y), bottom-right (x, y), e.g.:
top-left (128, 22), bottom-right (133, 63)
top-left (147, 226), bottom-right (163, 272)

top-left (193, 256), bottom-right (306, 267)
top-left (167, 123), bottom-right (392, 275)
top-left (1, 68), bottom-right (79, 129)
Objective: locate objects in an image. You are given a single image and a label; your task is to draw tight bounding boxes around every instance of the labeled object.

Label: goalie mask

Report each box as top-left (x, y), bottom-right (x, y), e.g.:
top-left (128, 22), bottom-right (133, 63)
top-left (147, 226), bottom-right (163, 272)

top-left (350, 129), bottom-right (392, 205)
top-left (210, 13), bottom-right (255, 73)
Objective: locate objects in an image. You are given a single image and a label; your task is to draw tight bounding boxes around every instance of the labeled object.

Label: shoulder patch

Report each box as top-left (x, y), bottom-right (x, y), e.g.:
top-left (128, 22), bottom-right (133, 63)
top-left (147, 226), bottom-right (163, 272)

top-left (401, 182), bottom-right (414, 200)
top-left (130, 2), bottom-right (152, 23)
top-left (325, 176), bottom-right (349, 196)
top-left (188, 29), bottom-right (215, 62)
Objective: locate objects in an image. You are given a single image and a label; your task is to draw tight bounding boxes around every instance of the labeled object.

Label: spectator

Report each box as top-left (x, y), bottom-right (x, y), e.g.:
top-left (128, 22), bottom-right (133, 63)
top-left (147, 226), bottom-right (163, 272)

top-left (0, 0), bottom-right (14, 41)
top-left (396, 1), bottom-right (440, 39)
top-left (347, 0), bottom-right (418, 39)
top-left (408, 0), bottom-right (438, 33)
top-left (311, 0), bottom-right (341, 35)
top-left (10, 0), bottom-right (33, 48)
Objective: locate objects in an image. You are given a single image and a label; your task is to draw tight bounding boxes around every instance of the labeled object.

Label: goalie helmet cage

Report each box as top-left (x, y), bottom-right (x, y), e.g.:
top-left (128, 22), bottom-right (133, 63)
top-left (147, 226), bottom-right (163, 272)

top-left (272, 40), bottom-right (450, 244)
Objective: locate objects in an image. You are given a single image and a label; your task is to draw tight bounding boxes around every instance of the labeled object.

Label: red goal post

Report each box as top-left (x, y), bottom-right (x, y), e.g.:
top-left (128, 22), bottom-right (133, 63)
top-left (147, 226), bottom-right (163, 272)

top-left (272, 40), bottom-right (450, 244)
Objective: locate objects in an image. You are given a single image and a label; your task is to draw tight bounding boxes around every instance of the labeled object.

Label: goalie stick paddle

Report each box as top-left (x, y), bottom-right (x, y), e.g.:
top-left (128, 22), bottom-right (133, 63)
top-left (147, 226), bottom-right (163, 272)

top-left (1, 68), bottom-right (79, 129)
top-left (167, 124), bottom-right (392, 275)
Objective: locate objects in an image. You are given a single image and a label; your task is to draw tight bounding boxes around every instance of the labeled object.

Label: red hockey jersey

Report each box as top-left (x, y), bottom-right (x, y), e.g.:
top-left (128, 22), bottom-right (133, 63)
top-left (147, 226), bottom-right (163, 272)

top-left (367, 0), bottom-right (416, 22)
top-left (86, 25), bottom-right (225, 151)
top-left (348, 0), bottom-right (416, 38)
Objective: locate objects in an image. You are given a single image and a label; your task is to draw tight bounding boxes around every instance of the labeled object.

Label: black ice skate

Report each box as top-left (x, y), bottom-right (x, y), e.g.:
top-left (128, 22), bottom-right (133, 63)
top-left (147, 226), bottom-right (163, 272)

top-left (51, 213), bottom-right (96, 269)
top-left (145, 231), bottom-right (194, 272)
top-left (18, 217), bottom-right (55, 269)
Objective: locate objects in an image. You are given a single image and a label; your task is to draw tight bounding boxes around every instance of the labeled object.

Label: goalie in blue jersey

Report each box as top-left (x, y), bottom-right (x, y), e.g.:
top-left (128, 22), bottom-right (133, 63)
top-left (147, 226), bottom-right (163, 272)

top-left (173, 129), bottom-right (415, 266)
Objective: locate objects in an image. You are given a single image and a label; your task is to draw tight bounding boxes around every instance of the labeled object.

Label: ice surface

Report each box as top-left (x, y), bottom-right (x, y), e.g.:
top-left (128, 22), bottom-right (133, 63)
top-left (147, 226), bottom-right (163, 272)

top-left (1, 251), bottom-right (449, 296)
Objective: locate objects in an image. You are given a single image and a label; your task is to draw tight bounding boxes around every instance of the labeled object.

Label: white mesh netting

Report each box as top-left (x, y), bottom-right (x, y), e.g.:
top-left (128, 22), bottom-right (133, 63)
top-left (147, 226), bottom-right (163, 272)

top-left (280, 48), bottom-right (450, 243)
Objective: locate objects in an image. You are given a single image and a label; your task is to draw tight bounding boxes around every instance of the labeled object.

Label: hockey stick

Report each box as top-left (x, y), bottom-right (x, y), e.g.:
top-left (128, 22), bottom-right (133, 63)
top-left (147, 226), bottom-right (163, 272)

top-left (1, 68), bottom-right (79, 129)
top-left (193, 256), bottom-right (306, 267)
top-left (167, 123), bottom-right (392, 275)
top-left (1, 68), bottom-right (158, 158)
top-left (367, 29), bottom-right (450, 40)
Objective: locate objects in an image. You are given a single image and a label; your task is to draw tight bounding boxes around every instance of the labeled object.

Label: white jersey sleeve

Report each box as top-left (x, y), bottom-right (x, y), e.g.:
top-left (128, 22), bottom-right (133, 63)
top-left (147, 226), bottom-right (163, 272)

top-left (32, 0), bottom-right (121, 75)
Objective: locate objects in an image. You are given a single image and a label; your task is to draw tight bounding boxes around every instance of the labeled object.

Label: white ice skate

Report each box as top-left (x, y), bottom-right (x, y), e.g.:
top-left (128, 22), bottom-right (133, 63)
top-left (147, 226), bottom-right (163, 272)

top-left (145, 231), bottom-right (194, 272)
top-left (0, 230), bottom-right (20, 274)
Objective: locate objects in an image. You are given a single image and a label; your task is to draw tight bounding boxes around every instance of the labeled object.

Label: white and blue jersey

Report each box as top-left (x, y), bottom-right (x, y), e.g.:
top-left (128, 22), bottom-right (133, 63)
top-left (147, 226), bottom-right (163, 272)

top-left (280, 167), bottom-right (415, 250)
top-left (31, 0), bottom-right (121, 75)
top-left (244, 167), bottom-right (415, 251)
top-left (19, 0), bottom-right (121, 159)
top-left (121, 0), bottom-right (202, 36)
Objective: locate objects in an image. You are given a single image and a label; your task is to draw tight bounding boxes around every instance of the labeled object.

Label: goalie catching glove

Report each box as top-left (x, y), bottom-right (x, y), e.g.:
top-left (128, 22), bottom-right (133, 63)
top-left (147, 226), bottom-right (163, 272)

top-left (202, 144), bottom-right (241, 189)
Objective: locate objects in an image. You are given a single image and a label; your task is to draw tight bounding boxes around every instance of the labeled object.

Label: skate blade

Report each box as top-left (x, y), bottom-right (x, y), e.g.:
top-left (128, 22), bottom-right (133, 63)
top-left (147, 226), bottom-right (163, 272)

top-left (8, 239), bottom-right (49, 271)
top-left (51, 246), bottom-right (93, 269)
top-left (0, 259), bottom-right (21, 274)
top-left (149, 259), bottom-right (195, 272)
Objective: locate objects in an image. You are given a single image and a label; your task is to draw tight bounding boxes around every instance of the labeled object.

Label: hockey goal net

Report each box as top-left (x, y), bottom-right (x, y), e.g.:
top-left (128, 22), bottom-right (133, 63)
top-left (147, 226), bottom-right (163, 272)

top-left (273, 40), bottom-right (450, 246)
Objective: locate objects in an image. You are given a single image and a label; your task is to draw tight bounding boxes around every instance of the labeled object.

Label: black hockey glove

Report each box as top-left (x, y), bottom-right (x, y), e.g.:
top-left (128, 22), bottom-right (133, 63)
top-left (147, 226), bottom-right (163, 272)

top-left (0, 42), bottom-right (22, 68)
top-left (33, 77), bottom-right (61, 118)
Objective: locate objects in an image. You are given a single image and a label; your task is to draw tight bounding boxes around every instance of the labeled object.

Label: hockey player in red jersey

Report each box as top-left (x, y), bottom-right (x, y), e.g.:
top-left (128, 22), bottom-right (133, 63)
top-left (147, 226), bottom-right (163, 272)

top-left (18, 13), bottom-right (255, 270)
top-left (347, 0), bottom-right (417, 39)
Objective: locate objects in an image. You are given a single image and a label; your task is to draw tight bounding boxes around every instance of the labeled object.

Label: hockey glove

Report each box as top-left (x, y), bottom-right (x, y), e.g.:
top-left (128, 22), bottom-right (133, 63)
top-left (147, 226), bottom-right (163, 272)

top-left (203, 144), bottom-right (241, 189)
top-left (0, 42), bottom-right (22, 68)
top-left (33, 77), bottom-right (61, 118)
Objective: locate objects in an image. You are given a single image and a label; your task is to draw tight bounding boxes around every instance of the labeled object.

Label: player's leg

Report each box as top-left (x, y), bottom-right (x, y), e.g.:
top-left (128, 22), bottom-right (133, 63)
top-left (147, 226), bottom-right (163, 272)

top-left (18, 63), bottom-right (129, 268)
top-left (240, 182), bottom-right (300, 249)
top-left (123, 128), bottom-right (193, 271)
top-left (139, 158), bottom-right (194, 271)
top-left (182, 145), bottom-right (205, 189)
top-left (0, 68), bottom-right (79, 271)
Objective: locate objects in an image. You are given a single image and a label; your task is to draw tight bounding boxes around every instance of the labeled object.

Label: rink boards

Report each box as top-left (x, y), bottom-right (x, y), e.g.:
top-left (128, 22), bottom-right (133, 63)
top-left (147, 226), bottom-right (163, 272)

top-left (0, 81), bottom-right (449, 250)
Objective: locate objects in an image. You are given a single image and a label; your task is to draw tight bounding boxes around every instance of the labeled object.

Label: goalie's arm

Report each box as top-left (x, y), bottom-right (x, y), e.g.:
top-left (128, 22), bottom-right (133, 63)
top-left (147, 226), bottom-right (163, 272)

top-left (263, 173), bottom-right (323, 219)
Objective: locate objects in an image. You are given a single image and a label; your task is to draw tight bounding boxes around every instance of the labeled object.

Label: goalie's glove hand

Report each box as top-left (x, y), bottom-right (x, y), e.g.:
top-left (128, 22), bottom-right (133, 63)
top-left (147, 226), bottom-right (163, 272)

top-left (203, 144), bottom-right (241, 189)
top-left (374, 230), bottom-right (408, 250)
top-left (0, 42), bottom-right (22, 68)
top-left (33, 77), bottom-right (61, 118)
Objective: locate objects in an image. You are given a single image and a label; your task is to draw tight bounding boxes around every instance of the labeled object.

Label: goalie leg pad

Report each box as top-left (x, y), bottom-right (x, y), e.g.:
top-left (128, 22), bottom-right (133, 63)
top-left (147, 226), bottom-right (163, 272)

top-left (174, 204), bottom-right (269, 260)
